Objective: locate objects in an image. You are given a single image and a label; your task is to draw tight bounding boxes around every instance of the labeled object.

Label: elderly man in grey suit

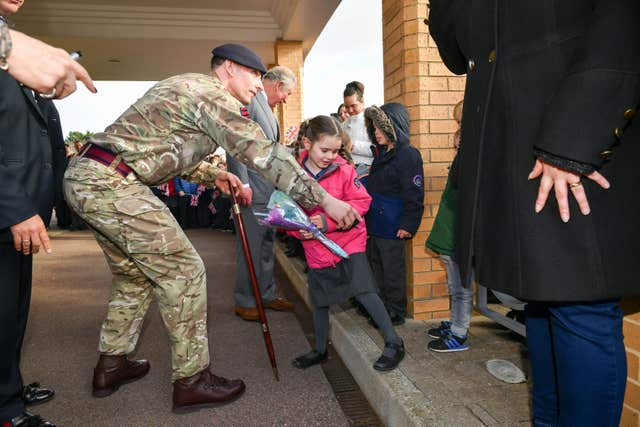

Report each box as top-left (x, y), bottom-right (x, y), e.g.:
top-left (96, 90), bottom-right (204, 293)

top-left (228, 66), bottom-right (297, 321)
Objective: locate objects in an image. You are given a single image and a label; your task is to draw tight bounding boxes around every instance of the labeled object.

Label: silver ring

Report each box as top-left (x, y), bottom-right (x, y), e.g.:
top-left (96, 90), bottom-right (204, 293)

top-left (40, 87), bottom-right (57, 99)
top-left (22, 240), bottom-right (30, 244)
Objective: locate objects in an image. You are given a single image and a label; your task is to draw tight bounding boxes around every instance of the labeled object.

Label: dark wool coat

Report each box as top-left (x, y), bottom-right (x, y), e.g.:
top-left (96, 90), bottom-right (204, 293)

top-left (429, 0), bottom-right (640, 301)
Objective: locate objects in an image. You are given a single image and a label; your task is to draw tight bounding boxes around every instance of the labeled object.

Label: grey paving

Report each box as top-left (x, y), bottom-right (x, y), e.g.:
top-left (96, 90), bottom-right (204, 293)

top-left (23, 230), bottom-right (348, 427)
top-left (276, 244), bottom-right (533, 427)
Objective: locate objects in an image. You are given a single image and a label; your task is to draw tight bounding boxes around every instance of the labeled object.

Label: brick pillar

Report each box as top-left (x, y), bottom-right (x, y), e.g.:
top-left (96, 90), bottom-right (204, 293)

top-left (382, 0), bottom-right (465, 319)
top-left (274, 39), bottom-right (304, 143)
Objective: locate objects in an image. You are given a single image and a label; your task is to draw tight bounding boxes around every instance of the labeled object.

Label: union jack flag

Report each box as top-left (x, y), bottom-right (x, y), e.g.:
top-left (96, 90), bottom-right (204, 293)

top-left (284, 125), bottom-right (298, 143)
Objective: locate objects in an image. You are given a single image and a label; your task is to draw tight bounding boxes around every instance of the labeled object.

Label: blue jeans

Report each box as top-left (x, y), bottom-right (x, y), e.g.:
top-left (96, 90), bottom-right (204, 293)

top-left (525, 300), bottom-right (626, 427)
top-left (441, 255), bottom-right (473, 337)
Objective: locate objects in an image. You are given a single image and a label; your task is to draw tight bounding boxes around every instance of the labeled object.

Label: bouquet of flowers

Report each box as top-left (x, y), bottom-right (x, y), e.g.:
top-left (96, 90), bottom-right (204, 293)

top-left (259, 190), bottom-right (349, 259)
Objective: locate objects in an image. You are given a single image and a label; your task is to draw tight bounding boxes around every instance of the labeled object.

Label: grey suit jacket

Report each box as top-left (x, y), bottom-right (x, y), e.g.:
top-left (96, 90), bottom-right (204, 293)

top-left (227, 92), bottom-right (278, 212)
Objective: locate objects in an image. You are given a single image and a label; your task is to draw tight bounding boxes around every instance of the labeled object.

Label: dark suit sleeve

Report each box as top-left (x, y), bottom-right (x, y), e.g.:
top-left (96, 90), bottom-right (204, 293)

top-left (0, 78), bottom-right (40, 229)
top-left (398, 147), bottom-right (425, 236)
top-left (0, 132), bottom-right (38, 230)
top-left (535, 0), bottom-right (640, 168)
top-left (428, 0), bottom-right (468, 75)
top-left (0, 176), bottom-right (39, 230)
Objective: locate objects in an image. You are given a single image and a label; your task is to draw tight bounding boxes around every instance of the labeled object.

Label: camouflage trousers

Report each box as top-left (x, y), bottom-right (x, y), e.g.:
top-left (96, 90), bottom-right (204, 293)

top-left (63, 156), bottom-right (209, 381)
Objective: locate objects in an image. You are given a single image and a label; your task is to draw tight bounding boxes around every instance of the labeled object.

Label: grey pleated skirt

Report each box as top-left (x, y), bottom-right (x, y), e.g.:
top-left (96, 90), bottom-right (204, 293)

top-left (306, 252), bottom-right (377, 308)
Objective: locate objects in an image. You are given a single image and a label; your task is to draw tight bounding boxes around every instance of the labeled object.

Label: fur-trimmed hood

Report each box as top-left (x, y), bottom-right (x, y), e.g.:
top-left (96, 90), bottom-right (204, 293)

top-left (364, 103), bottom-right (410, 147)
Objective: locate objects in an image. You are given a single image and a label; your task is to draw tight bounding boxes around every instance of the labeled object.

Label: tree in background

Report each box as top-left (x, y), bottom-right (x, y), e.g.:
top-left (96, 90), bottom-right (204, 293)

top-left (64, 130), bottom-right (93, 157)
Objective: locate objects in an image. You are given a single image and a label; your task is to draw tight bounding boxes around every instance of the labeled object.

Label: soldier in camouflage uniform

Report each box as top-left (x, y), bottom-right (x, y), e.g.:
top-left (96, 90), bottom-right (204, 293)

top-left (63, 44), bottom-right (361, 412)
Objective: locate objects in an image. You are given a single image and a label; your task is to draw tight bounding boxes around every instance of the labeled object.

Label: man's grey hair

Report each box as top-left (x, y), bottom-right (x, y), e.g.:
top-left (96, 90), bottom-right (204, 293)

top-left (263, 66), bottom-right (297, 90)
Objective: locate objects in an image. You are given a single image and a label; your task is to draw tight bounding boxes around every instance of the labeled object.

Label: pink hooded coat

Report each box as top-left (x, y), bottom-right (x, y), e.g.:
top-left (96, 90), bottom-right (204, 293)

top-left (289, 153), bottom-right (371, 269)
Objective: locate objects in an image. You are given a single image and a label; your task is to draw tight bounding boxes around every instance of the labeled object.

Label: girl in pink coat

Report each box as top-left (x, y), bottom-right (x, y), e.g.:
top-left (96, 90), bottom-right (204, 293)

top-left (289, 115), bottom-right (404, 371)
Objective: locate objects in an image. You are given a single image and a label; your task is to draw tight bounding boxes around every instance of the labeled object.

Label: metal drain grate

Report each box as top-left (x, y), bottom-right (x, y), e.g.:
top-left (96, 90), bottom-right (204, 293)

top-left (276, 265), bottom-right (383, 427)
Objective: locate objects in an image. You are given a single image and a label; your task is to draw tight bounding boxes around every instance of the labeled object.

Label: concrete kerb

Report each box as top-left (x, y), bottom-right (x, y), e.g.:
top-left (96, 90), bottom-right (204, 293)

top-left (275, 245), bottom-right (436, 426)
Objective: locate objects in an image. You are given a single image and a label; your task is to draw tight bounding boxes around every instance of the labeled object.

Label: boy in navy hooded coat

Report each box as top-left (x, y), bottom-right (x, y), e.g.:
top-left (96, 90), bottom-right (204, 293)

top-left (364, 103), bottom-right (424, 323)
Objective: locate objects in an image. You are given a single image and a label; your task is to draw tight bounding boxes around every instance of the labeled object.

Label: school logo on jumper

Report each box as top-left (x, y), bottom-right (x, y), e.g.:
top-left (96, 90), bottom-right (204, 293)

top-left (413, 175), bottom-right (423, 188)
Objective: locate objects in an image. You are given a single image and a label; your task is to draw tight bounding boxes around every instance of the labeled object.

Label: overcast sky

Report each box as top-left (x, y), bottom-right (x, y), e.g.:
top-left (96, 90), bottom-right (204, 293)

top-left (54, 0), bottom-right (384, 137)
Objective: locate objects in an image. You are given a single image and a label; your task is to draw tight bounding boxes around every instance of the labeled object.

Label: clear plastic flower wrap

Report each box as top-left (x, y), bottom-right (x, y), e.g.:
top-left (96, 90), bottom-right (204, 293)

top-left (258, 190), bottom-right (349, 259)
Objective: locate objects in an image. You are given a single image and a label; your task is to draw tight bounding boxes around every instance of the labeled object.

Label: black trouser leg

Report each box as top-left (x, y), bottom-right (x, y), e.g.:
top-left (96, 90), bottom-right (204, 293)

top-left (366, 237), bottom-right (385, 298)
top-left (368, 237), bottom-right (407, 317)
top-left (0, 244), bottom-right (32, 421)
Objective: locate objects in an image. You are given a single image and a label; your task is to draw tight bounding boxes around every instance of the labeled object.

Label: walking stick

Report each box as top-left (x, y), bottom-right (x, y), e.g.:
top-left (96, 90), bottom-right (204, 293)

top-left (228, 182), bottom-right (280, 381)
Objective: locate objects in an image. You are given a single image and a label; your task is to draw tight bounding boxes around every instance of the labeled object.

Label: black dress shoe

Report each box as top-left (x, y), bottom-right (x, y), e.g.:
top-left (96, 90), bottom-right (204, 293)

top-left (373, 341), bottom-right (405, 371)
top-left (7, 411), bottom-right (56, 426)
top-left (22, 383), bottom-right (54, 406)
top-left (292, 350), bottom-right (328, 369)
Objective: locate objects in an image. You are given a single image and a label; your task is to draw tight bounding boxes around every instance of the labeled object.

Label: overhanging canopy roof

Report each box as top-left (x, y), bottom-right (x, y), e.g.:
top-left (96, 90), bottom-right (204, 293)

top-left (11, 0), bottom-right (340, 80)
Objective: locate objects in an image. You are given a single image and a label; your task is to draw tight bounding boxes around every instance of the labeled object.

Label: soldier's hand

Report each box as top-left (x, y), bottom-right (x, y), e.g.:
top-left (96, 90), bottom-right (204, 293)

top-left (215, 171), bottom-right (243, 198)
top-left (319, 194), bottom-right (362, 229)
top-left (8, 29), bottom-right (96, 99)
top-left (10, 214), bottom-right (52, 255)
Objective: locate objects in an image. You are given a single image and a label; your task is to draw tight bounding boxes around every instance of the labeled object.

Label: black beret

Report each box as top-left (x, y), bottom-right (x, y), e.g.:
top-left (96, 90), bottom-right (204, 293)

top-left (211, 43), bottom-right (267, 75)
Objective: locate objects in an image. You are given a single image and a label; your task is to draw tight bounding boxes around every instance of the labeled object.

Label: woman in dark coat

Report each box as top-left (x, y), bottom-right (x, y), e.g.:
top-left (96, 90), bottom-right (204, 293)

top-left (429, 1), bottom-right (640, 425)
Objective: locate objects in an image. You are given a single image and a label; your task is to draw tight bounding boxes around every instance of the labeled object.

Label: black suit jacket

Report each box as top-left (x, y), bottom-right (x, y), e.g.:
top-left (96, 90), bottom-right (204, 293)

top-left (0, 72), bottom-right (57, 241)
top-left (35, 96), bottom-right (68, 226)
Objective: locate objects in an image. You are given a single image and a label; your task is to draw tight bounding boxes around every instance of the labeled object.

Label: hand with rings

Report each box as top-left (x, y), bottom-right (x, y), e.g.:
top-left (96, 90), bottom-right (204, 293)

top-left (10, 215), bottom-right (52, 255)
top-left (528, 159), bottom-right (610, 223)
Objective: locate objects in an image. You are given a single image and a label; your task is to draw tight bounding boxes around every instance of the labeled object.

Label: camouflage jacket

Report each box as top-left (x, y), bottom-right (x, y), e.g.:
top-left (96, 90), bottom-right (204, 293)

top-left (90, 73), bottom-right (326, 209)
top-left (0, 20), bottom-right (11, 68)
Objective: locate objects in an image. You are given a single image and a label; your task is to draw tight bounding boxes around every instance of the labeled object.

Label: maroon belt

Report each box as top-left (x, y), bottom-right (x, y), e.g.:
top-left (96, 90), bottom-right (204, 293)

top-left (82, 144), bottom-right (133, 177)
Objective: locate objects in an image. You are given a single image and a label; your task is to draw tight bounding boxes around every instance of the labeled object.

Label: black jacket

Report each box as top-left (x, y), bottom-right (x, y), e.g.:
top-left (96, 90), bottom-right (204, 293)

top-left (36, 96), bottom-right (68, 227)
top-left (429, 0), bottom-right (640, 301)
top-left (0, 72), bottom-right (58, 240)
top-left (364, 103), bottom-right (425, 239)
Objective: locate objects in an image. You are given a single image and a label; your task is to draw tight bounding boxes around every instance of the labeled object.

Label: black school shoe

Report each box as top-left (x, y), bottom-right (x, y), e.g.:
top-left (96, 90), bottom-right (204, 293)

top-left (22, 383), bottom-right (54, 406)
top-left (373, 340), bottom-right (405, 371)
top-left (291, 350), bottom-right (328, 369)
top-left (5, 411), bottom-right (55, 427)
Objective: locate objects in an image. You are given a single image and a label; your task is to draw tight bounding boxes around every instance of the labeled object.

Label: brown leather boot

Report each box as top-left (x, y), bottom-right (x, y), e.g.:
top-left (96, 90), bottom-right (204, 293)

top-left (172, 367), bottom-right (245, 413)
top-left (92, 354), bottom-right (150, 398)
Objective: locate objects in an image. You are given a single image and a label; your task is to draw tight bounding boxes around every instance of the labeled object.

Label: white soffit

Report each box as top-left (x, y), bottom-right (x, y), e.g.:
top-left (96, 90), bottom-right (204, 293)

top-left (13, 2), bottom-right (283, 42)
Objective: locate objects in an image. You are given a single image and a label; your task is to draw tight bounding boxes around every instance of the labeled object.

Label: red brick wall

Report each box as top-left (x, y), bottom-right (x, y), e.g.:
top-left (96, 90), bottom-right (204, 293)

top-left (622, 299), bottom-right (640, 426)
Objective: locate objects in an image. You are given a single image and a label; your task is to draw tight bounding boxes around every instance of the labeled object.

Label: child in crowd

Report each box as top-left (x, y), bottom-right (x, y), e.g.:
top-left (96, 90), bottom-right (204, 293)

top-left (364, 103), bottom-right (425, 325)
top-left (290, 115), bottom-right (405, 372)
top-left (425, 100), bottom-right (473, 352)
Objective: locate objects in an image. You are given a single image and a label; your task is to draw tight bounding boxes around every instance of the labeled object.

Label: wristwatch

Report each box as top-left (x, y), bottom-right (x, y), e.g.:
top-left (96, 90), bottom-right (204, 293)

top-left (0, 20), bottom-right (12, 71)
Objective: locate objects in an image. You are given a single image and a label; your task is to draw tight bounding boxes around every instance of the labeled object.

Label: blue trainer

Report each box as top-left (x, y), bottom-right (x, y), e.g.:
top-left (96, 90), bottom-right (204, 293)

top-left (427, 332), bottom-right (469, 353)
top-left (427, 321), bottom-right (451, 339)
